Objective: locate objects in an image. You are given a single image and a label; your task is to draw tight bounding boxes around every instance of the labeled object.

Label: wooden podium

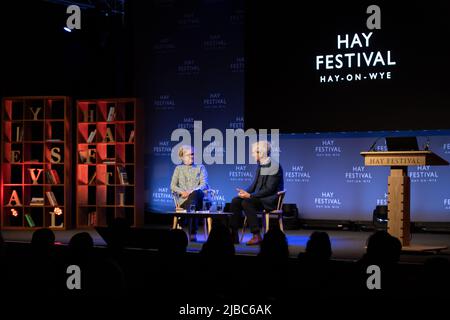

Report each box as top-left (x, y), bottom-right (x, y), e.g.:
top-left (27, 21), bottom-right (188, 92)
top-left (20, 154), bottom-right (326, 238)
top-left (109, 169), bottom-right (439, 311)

top-left (361, 151), bottom-right (448, 250)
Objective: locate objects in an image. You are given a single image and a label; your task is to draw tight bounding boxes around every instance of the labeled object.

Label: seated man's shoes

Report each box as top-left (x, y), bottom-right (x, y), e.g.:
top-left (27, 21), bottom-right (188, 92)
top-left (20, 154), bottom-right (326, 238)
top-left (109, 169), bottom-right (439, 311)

top-left (246, 233), bottom-right (262, 246)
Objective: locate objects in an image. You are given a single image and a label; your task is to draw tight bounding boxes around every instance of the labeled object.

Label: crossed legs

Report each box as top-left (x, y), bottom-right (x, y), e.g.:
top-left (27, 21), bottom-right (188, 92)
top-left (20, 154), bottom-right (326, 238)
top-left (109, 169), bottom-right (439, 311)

top-left (229, 196), bottom-right (264, 241)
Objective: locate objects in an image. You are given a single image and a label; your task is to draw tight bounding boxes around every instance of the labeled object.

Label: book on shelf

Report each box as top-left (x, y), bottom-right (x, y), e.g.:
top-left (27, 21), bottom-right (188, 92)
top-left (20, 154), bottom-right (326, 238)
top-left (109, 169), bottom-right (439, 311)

top-left (116, 166), bottom-right (129, 185)
top-left (107, 107), bottom-right (116, 122)
top-left (88, 172), bottom-right (97, 184)
top-left (46, 191), bottom-right (59, 207)
top-left (24, 159), bottom-right (40, 163)
top-left (30, 197), bottom-right (44, 206)
top-left (45, 171), bottom-right (55, 184)
top-left (86, 129), bottom-right (97, 143)
top-left (25, 214), bottom-right (36, 227)
top-left (50, 169), bottom-right (61, 184)
top-left (128, 130), bottom-right (135, 143)
top-left (88, 211), bottom-right (97, 226)
top-left (103, 158), bottom-right (116, 164)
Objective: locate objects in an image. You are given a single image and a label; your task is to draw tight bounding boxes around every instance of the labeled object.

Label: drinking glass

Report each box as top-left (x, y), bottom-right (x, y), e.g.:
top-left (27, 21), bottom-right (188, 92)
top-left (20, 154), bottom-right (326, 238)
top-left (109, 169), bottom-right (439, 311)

top-left (216, 201), bottom-right (224, 213)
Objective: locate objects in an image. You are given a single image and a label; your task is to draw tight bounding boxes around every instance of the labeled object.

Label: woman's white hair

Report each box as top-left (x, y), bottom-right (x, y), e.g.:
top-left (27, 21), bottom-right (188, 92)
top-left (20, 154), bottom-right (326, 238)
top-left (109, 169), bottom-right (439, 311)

top-left (178, 145), bottom-right (193, 159)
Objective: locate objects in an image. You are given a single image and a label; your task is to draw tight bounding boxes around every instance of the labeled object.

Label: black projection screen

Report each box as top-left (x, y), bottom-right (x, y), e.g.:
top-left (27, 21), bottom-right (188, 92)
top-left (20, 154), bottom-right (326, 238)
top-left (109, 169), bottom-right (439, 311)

top-left (245, 1), bottom-right (450, 133)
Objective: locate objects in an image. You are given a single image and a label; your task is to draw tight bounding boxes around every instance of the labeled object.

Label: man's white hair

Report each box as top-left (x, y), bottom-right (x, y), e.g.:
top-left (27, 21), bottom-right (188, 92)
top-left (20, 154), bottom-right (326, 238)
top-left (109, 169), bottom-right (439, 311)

top-left (252, 140), bottom-right (271, 157)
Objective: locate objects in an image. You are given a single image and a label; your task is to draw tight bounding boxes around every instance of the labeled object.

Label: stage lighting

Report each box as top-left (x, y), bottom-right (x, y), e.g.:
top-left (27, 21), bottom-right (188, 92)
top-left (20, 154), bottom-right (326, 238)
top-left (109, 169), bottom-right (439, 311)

top-left (63, 26), bottom-right (72, 32)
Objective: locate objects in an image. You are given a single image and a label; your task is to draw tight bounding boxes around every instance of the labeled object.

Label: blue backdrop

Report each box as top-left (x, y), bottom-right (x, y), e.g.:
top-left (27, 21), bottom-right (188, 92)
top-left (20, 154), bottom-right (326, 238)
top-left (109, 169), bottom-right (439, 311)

top-left (143, 0), bottom-right (450, 222)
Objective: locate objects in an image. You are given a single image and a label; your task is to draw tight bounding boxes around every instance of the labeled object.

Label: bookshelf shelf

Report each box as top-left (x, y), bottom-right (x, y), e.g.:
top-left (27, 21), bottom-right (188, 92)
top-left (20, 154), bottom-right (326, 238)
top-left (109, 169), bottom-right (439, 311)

top-left (76, 98), bottom-right (142, 228)
top-left (1, 96), bottom-right (72, 229)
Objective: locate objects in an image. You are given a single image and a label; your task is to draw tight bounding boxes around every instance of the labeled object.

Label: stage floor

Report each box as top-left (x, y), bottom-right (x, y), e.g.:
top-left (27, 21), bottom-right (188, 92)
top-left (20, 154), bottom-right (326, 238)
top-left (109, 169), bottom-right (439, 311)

top-left (2, 227), bottom-right (449, 263)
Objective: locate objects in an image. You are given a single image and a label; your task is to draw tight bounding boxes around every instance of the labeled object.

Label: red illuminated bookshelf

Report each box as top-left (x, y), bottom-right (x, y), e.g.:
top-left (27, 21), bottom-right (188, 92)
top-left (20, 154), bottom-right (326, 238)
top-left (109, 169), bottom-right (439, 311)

top-left (76, 98), bottom-right (142, 227)
top-left (1, 96), bottom-right (71, 229)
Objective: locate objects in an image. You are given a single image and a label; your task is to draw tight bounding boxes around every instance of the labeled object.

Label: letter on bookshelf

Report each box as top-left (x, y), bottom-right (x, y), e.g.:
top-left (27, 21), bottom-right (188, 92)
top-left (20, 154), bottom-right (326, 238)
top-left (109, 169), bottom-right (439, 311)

top-left (11, 150), bottom-right (21, 163)
top-left (7, 190), bottom-right (22, 206)
top-left (50, 147), bottom-right (62, 163)
top-left (50, 211), bottom-right (56, 227)
top-left (29, 107), bottom-right (42, 120)
top-left (104, 127), bottom-right (115, 142)
top-left (16, 127), bottom-right (23, 142)
top-left (83, 110), bottom-right (95, 122)
top-left (28, 168), bottom-right (44, 185)
top-left (119, 192), bottom-right (125, 206)
top-left (78, 150), bottom-right (87, 163)
top-left (86, 149), bottom-right (96, 163)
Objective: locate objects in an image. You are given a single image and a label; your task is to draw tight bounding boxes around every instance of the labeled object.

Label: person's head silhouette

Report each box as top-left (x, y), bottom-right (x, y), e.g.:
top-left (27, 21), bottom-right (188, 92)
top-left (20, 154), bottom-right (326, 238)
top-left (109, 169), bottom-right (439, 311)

top-left (304, 231), bottom-right (332, 262)
top-left (69, 232), bottom-right (94, 261)
top-left (31, 228), bottom-right (55, 256)
top-left (365, 230), bottom-right (401, 264)
top-left (258, 228), bottom-right (289, 260)
top-left (159, 229), bottom-right (188, 256)
top-left (201, 222), bottom-right (235, 257)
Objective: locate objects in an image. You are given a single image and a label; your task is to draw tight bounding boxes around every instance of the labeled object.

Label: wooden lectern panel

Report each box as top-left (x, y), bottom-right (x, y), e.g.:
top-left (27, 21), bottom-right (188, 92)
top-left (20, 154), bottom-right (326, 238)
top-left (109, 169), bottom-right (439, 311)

top-left (361, 151), bottom-right (448, 248)
top-left (387, 168), bottom-right (410, 246)
top-left (361, 151), bottom-right (449, 167)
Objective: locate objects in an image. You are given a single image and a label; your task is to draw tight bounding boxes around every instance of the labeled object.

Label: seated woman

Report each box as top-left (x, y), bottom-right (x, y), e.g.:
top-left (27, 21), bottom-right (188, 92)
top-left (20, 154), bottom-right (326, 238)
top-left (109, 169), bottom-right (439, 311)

top-left (170, 145), bottom-right (209, 241)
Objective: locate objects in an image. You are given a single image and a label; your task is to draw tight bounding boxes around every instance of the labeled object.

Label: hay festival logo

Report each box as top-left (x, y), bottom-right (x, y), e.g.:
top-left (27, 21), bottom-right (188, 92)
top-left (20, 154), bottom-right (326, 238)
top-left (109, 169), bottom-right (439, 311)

top-left (316, 5), bottom-right (397, 83)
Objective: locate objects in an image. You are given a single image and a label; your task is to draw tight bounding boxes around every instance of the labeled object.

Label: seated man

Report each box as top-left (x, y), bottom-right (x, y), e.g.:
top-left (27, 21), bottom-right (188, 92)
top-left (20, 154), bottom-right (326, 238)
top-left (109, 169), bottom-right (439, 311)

top-left (230, 141), bottom-right (284, 245)
top-left (170, 145), bottom-right (209, 241)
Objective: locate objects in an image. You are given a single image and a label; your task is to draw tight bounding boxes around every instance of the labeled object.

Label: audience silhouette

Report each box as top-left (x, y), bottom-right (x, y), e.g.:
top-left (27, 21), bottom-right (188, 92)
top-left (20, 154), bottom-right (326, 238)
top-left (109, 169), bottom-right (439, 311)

top-left (197, 222), bottom-right (236, 302)
top-left (200, 222), bottom-right (235, 258)
top-left (421, 256), bottom-right (450, 296)
top-left (354, 230), bottom-right (403, 296)
top-left (298, 231), bottom-right (332, 263)
top-left (0, 231), bottom-right (4, 258)
top-left (65, 231), bottom-right (126, 296)
top-left (27, 228), bottom-right (59, 295)
top-left (296, 231), bottom-right (338, 297)
top-left (31, 227), bottom-right (55, 256)
top-left (252, 228), bottom-right (290, 301)
top-left (361, 230), bottom-right (402, 266)
top-left (258, 227), bottom-right (289, 260)
top-left (1, 224), bottom-right (449, 302)
top-left (159, 228), bottom-right (189, 257)
top-left (107, 217), bottom-right (130, 255)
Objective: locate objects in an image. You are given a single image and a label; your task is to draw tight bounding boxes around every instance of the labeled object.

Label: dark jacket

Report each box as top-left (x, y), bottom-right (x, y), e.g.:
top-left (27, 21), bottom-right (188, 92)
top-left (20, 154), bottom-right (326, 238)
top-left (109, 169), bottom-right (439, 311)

top-left (246, 160), bottom-right (284, 210)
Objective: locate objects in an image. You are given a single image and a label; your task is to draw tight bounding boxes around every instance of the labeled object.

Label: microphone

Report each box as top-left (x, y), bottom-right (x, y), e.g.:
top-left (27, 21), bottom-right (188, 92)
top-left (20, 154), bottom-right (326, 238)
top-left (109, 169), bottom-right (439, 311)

top-left (424, 137), bottom-right (430, 151)
top-left (368, 137), bottom-right (382, 152)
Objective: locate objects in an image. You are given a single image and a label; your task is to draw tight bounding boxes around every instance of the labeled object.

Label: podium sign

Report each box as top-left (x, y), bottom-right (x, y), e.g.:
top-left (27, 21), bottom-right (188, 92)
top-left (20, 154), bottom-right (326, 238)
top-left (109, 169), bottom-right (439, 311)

top-left (361, 151), bottom-right (448, 246)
